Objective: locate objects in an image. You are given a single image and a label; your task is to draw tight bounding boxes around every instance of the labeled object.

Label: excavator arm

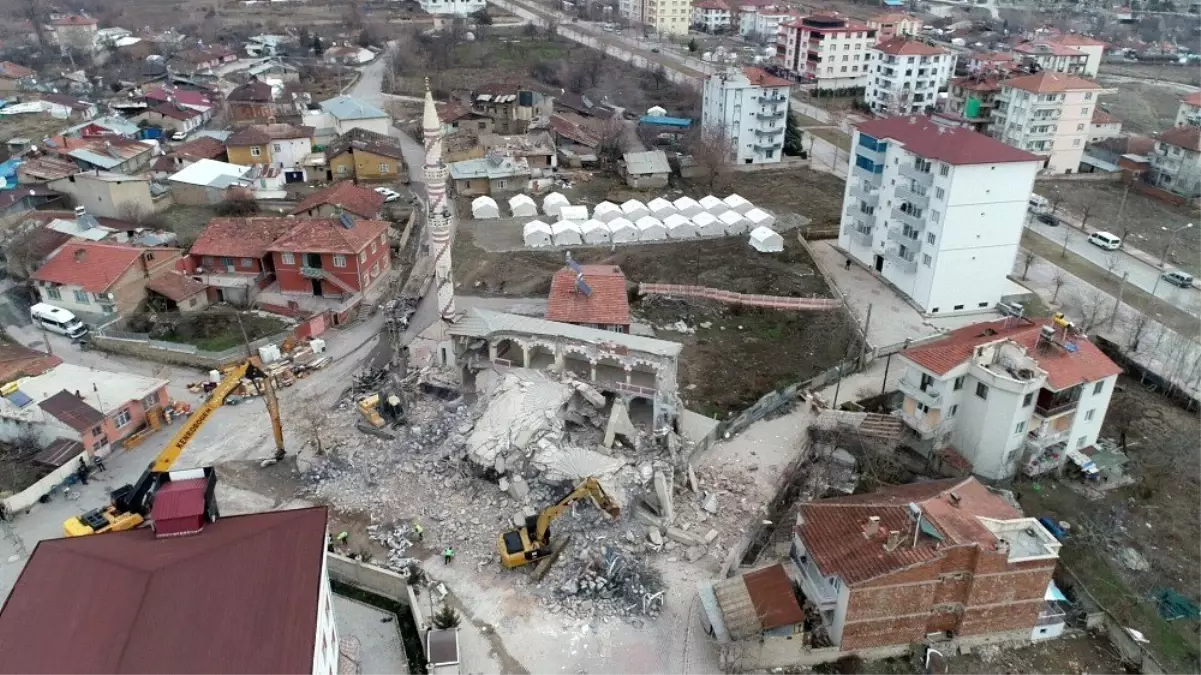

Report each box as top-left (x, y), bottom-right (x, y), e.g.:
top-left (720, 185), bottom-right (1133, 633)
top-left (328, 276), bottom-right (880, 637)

top-left (531, 477), bottom-right (622, 544)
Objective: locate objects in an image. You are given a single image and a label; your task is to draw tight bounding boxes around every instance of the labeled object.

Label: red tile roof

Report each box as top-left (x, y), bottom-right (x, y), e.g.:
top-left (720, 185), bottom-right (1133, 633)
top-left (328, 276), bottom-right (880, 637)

top-left (0, 61), bottom-right (34, 79)
top-left (1014, 40), bottom-right (1084, 57)
top-left (546, 265), bottom-right (631, 327)
top-left (900, 318), bottom-right (1122, 391)
top-left (174, 135), bottom-right (227, 161)
top-left (871, 11), bottom-right (920, 23)
top-left (0, 344), bottom-right (61, 384)
top-left (147, 271), bottom-right (207, 301)
top-left (1001, 71), bottom-right (1101, 93)
top-left (856, 116), bottom-right (1041, 166)
top-left (226, 123), bottom-right (315, 146)
top-left (266, 217), bottom-right (391, 255)
top-left (150, 102), bottom-right (203, 121)
top-left (742, 564), bottom-right (804, 630)
top-left (291, 180), bottom-right (385, 219)
top-left (695, 0), bottom-right (730, 10)
top-left (31, 242), bottom-right (147, 293)
top-left (972, 51), bottom-right (1014, 62)
top-left (951, 75), bottom-right (1003, 93)
top-left (1183, 91), bottom-right (1201, 107)
top-left (1046, 33), bottom-right (1107, 47)
top-left (1157, 125), bottom-right (1201, 152)
top-left (144, 86), bottom-right (213, 108)
top-left (742, 67), bottom-right (791, 88)
top-left (797, 477), bottom-right (1022, 585)
top-left (874, 37), bottom-right (948, 56)
top-left (191, 217), bottom-right (298, 259)
top-left (0, 507), bottom-right (328, 674)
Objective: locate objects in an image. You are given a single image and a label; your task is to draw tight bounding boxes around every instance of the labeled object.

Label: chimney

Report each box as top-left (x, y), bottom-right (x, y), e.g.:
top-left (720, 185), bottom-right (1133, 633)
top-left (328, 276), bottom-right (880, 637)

top-left (885, 530), bottom-right (902, 551)
top-left (73, 205), bottom-right (86, 218)
top-left (948, 492), bottom-right (962, 507)
top-left (73, 248), bottom-right (86, 263)
top-left (996, 539), bottom-right (1010, 554)
top-left (334, 203), bottom-right (344, 217)
top-left (863, 515), bottom-right (880, 539)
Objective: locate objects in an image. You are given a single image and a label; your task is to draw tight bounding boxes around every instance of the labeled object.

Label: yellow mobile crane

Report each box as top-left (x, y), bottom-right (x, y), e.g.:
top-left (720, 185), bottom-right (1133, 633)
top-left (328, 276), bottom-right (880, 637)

top-left (497, 477), bottom-right (621, 569)
top-left (62, 361), bottom-right (284, 537)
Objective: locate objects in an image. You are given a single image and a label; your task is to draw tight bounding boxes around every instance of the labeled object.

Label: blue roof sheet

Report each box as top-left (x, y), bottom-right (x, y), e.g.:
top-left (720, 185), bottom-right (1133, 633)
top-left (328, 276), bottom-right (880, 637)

top-left (640, 115), bottom-right (692, 128)
top-left (320, 95), bottom-right (387, 121)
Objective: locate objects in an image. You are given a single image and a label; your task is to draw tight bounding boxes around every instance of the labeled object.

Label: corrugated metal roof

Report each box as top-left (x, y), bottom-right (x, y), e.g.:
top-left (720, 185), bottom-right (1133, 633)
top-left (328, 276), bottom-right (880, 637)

top-left (320, 95), bottom-right (386, 121)
top-left (712, 575), bottom-right (760, 640)
top-left (622, 150), bottom-right (670, 176)
top-left (37, 389), bottom-right (104, 432)
top-left (449, 308), bottom-right (682, 357)
top-left (742, 564), bottom-right (804, 630)
top-left (151, 477), bottom-right (208, 520)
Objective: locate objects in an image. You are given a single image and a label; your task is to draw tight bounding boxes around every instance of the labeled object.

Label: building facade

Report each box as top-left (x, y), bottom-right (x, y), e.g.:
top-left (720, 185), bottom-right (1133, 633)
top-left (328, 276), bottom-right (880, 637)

top-left (417, 0), bottom-right (486, 15)
top-left (992, 72), bottom-right (1102, 174)
top-left (740, 7), bottom-right (798, 44)
top-left (867, 12), bottom-right (923, 40)
top-left (701, 67), bottom-right (791, 165)
top-left (641, 0), bottom-right (692, 36)
top-left (1175, 91), bottom-right (1201, 127)
top-left (225, 123), bottom-right (315, 170)
top-left (46, 172), bottom-right (163, 220)
top-left (865, 39), bottom-right (954, 116)
top-left (943, 75), bottom-right (1004, 134)
top-left (1044, 34), bottom-right (1106, 78)
top-left (778, 14), bottom-right (876, 91)
top-left (692, 0), bottom-right (732, 32)
top-left (1148, 126), bottom-right (1201, 199)
top-left (840, 116), bottom-right (1040, 315)
top-left (267, 218), bottom-right (392, 300)
top-left (1012, 41), bottom-right (1088, 77)
top-left (31, 242), bottom-right (183, 320)
top-left (895, 318), bottom-right (1121, 480)
top-left (324, 128), bottom-right (408, 183)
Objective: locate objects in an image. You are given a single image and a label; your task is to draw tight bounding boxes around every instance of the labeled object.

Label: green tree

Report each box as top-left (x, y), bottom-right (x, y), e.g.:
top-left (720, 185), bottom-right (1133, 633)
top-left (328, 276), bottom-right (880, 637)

top-left (470, 8), bottom-right (493, 24)
top-left (312, 35), bottom-right (325, 56)
top-left (687, 38), bottom-right (698, 53)
top-left (432, 604), bottom-right (461, 629)
top-left (784, 113), bottom-right (805, 156)
top-left (358, 29), bottom-right (371, 48)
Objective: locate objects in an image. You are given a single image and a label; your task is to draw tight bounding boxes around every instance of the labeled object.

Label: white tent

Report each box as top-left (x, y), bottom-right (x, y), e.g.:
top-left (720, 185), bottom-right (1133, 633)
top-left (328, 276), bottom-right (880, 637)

top-left (523, 220), bottom-right (553, 248)
top-left (593, 201), bottom-right (622, 223)
top-left (558, 204), bottom-right (589, 224)
top-left (471, 195), bottom-right (500, 219)
top-left (551, 220), bottom-right (583, 246)
top-left (745, 207), bottom-right (776, 229)
top-left (749, 226), bottom-right (784, 253)
top-left (723, 193), bottom-right (753, 215)
top-left (621, 199), bottom-right (649, 222)
top-left (635, 216), bottom-right (666, 241)
top-left (673, 196), bottom-right (703, 218)
top-left (607, 217), bottom-right (638, 243)
top-left (647, 197), bottom-right (677, 220)
top-left (698, 195), bottom-right (728, 216)
top-left (692, 212), bottom-right (724, 237)
top-left (663, 213), bottom-right (697, 239)
top-left (543, 192), bottom-right (570, 217)
top-left (580, 219), bottom-right (611, 244)
top-left (719, 210), bottom-right (749, 235)
top-left (509, 194), bottom-right (538, 218)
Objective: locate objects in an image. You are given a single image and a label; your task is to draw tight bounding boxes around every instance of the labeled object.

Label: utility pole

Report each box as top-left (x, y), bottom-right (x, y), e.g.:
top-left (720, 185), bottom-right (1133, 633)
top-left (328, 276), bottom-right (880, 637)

top-left (859, 303), bottom-right (872, 368)
top-left (881, 338), bottom-right (910, 395)
top-left (1108, 272), bottom-right (1128, 331)
top-left (234, 312), bottom-right (285, 462)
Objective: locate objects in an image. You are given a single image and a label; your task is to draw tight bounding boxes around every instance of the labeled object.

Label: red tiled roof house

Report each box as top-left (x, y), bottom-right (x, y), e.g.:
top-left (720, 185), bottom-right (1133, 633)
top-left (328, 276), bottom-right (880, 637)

top-left (291, 180), bottom-right (384, 219)
top-left (189, 217), bottom-right (297, 306)
top-left (31, 242), bottom-right (183, 321)
top-left (546, 265), bottom-right (630, 333)
top-left (790, 477), bottom-right (1065, 653)
top-left (266, 217), bottom-right (392, 310)
top-left (895, 318), bottom-right (1121, 480)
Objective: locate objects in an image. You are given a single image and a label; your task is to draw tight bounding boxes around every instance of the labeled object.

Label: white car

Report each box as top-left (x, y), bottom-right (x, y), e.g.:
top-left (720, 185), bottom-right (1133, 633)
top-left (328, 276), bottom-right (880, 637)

top-left (171, 131), bottom-right (189, 142)
top-left (374, 187), bottom-right (401, 203)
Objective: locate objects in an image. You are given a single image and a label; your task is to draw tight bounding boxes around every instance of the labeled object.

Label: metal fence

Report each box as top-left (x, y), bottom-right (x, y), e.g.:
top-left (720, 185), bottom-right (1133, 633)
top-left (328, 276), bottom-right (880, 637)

top-left (639, 283), bottom-right (842, 311)
top-left (718, 357), bottom-right (861, 440)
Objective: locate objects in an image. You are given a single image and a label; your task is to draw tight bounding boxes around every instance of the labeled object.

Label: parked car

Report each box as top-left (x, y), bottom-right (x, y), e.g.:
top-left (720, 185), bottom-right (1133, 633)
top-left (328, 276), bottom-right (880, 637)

top-left (374, 187), bottom-right (401, 203)
top-left (1161, 269), bottom-right (1195, 288)
top-left (1087, 231), bottom-right (1121, 250)
top-left (1035, 213), bottom-right (1059, 226)
top-left (171, 130), bottom-right (189, 142)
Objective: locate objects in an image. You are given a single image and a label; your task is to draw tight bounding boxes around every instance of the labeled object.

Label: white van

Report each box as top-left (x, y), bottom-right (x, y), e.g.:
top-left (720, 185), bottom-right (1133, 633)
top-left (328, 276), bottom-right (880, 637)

top-left (1087, 231), bottom-right (1122, 250)
top-left (30, 303), bottom-right (88, 339)
top-left (1028, 194), bottom-right (1050, 213)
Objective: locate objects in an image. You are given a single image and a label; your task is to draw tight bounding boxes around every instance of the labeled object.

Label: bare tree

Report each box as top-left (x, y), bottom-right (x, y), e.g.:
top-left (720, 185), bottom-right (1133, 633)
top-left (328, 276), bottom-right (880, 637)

top-left (3, 226), bottom-right (46, 279)
top-left (594, 117), bottom-right (625, 170)
top-left (685, 124), bottom-right (734, 192)
top-left (1062, 288), bottom-right (1113, 333)
top-left (1021, 251), bottom-right (1036, 280)
top-left (289, 392), bottom-right (332, 456)
top-left (1051, 270), bottom-right (1067, 303)
top-left (1048, 190), bottom-right (1064, 216)
top-left (1103, 252), bottom-right (1122, 279)
top-left (1077, 202), bottom-right (1094, 231)
top-left (117, 201), bottom-right (151, 225)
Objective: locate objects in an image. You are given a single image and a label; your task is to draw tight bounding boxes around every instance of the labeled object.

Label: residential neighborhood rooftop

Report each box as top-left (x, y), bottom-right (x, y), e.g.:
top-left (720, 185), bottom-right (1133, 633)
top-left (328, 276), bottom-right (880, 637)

top-left (1156, 125), bottom-right (1201, 152)
top-left (31, 241), bottom-right (174, 294)
top-left (291, 180), bottom-right (385, 219)
top-left (1001, 71), bottom-right (1102, 93)
top-left (265, 217), bottom-right (391, 255)
top-left (320, 95), bottom-right (387, 121)
top-left (874, 37), bottom-right (948, 56)
top-left (856, 116), bottom-right (1041, 165)
top-left (191, 217), bottom-right (299, 259)
top-left (168, 158), bottom-right (252, 188)
top-left (547, 265), bottom-right (631, 327)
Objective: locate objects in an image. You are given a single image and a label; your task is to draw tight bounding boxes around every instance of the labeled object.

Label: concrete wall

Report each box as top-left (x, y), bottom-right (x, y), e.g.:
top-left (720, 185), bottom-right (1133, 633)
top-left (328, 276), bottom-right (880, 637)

top-left (171, 181), bottom-right (223, 206)
top-left (47, 174), bottom-right (159, 220)
top-left (1065, 374), bottom-right (1115, 452)
top-left (1, 451), bottom-right (91, 515)
top-left (90, 329), bottom-right (291, 368)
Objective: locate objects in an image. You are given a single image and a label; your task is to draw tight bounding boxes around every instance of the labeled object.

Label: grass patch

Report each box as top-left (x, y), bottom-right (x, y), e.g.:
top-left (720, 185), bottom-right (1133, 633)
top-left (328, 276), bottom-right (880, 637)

top-left (130, 311), bottom-right (290, 354)
top-left (807, 126), bottom-right (852, 153)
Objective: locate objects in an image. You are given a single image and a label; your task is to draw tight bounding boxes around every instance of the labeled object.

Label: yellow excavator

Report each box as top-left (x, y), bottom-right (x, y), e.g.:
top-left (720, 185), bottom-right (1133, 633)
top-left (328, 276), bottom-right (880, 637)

top-left (497, 477), bottom-right (621, 569)
top-left (62, 361), bottom-right (285, 537)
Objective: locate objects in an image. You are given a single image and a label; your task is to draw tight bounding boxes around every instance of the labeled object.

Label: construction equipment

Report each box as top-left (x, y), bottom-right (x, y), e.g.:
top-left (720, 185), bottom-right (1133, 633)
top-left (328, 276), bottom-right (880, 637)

top-left (62, 361), bottom-right (281, 537)
top-left (497, 477), bottom-right (620, 569)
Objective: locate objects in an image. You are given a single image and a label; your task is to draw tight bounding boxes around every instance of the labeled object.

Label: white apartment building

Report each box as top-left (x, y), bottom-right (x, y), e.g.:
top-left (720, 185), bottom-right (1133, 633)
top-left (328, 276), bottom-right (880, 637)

top-left (1012, 41), bottom-right (1088, 77)
top-left (840, 116), bottom-right (1040, 315)
top-left (1148, 125), bottom-right (1201, 199)
top-left (418, 0), bottom-right (486, 15)
top-left (642, 0), bottom-right (692, 36)
top-left (992, 72), bottom-right (1102, 174)
top-left (865, 38), bottom-right (954, 116)
top-left (692, 0), bottom-right (732, 33)
top-left (739, 6), bottom-right (797, 44)
top-left (701, 67), bottom-right (791, 164)
top-left (1044, 33), bottom-right (1107, 78)
top-left (895, 318), bottom-right (1121, 481)
top-left (1176, 91), bottom-right (1201, 127)
top-left (777, 14), bottom-right (877, 92)
top-left (867, 12), bottom-right (923, 40)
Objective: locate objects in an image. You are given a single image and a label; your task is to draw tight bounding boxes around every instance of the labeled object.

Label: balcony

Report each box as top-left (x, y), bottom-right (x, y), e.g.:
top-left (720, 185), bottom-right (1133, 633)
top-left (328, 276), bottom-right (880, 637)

top-left (1026, 425), bottom-right (1070, 448)
top-left (1025, 127), bottom-right (1057, 140)
top-left (1034, 394), bottom-right (1079, 417)
top-left (884, 246), bottom-right (918, 274)
top-left (891, 207), bottom-right (926, 230)
top-left (794, 557), bottom-right (837, 608)
top-left (856, 146), bottom-right (884, 165)
top-left (849, 184), bottom-right (879, 206)
top-left (887, 227), bottom-right (922, 248)
top-left (898, 375), bottom-right (940, 407)
top-left (758, 93), bottom-right (786, 104)
top-left (850, 226), bottom-right (873, 247)
top-left (852, 164), bottom-right (882, 185)
top-left (896, 408), bottom-right (951, 439)
top-left (753, 141), bottom-right (782, 152)
top-left (753, 127), bottom-right (782, 136)
top-left (895, 184), bottom-right (930, 208)
top-left (755, 110), bottom-right (785, 121)
top-left (300, 265), bottom-right (326, 279)
top-left (898, 162), bottom-right (934, 185)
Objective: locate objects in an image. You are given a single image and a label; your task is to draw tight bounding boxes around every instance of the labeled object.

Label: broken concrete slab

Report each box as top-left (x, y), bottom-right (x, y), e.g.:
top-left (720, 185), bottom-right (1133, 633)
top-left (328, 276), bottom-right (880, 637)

top-left (508, 475), bottom-right (530, 500)
top-left (665, 526), bottom-right (706, 547)
top-left (603, 397), bottom-right (639, 449)
top-left (572, 379), bottom-right (606, 408)
top-left (704, 528), bottom-right (719, 544)
top-left (653, 469), bottom-right (675, 525)
top-left (687, 463), bottom-right (699, 493)
top-left (686, 545), bottom-right (707, 563)
top-left (647, 527), bottom-right (663, 546)
top-left (701, 491), bottom-right (719, 514)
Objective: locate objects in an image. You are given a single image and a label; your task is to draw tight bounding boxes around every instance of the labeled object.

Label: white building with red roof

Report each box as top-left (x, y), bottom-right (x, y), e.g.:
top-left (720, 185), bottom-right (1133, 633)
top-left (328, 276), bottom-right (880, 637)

top-left (894, 317), bottom-right (1121, 480)
top-left (1043, 33), bottom-right (1107, 77)
top-left (701, 67), bottom-right (792, 165)
top-left (1149, 125), bottom-right (1201, 199)
top-left (31, 242), bottom-right (183, 321)
top-left (1012, 41), bottom-right (1089, 77)
top-left (992, 71), bottom-right (1104, 174)
top-left (1175, 90), bottom-right (1201, 128)
top-left (842, 116), bottom-right (1041, 315)
top-left (865, 38), bottom-right (955, 116)
top-left (777, 13), bottom-right (877, 91)
top-left (691, 0), bottom-right (731, 33)
top-left (866, 12), bottom-right (923, 40)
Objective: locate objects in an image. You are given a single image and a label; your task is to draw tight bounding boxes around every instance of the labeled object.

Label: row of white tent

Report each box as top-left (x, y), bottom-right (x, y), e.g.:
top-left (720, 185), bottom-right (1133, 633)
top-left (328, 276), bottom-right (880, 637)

top-left (522, 207), bottom-right (775, 248)
top-left (472, 192), bottom-right (763, 221)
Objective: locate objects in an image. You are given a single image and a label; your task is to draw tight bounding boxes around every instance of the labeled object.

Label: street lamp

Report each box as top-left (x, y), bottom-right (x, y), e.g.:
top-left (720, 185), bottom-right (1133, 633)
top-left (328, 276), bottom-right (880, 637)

top-left (1149, 222), bottom-right (1193, 297)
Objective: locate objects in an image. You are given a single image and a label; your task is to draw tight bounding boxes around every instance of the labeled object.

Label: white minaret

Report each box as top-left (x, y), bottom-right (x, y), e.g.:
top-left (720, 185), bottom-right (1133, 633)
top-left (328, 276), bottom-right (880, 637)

top-left (422, 78), bottom-right (456, 322)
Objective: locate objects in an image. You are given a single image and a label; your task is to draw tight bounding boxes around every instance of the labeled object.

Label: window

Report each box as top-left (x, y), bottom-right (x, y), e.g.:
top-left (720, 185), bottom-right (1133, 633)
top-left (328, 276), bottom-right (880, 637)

top-left (926, 232), bottom-right (936, 245)
top-left (1084, 92), bottom-right (1093, 100)
top-left (1076, 436), bottom-right (1087, 448)
top-left (975, 382), bottom-right (988, 399)
top-left (250, 146), bottom-right (262, 157)
top-left (1093, 381), bottom-right (1104, 395)
top-left (953, 376), bottom-right (964, 390)
top-left (1023, 392), bottom-right (1033, 407)
top-left (1015, 421), bottom-right (1026, 434)
top-left (370, 242), bottom-right (377, 254)
top-left (935, 187), bottom-right (945, 200)
top-left (949, 404), bottom-right (958, 417)
top-left (1085, 409), bottom-right (1095, 421)
top-left (101, 305), bottom-right (114, 314)
top-left (371, 261), bottom-right (380, 276)
top-left (916, 402), bottom-right (929, 413)
top-left (91, 425), bottom-right (102, 437)
top-left (332, 255), bottom-right (347, 268)
top-left (1081, 108), bottom-right (1088, 116)
top-left (1072, 139), bottom-right (1080, 147)
top-left (115, 408), bottom-right (132, 427)
top-left (221, 256), bottom-right (234, 269)
top-left (930, 210), bottom-right (940, 223)
top-left (46, 287), bottom-right (61, 300)
top-left (143, 391), bottom-right (159, 408)
top-left (953, 304), bottom-right (964, 310)
top-left (922, 253), bottom-right (932, 267)
top-left (1076, 123), bottom-right (1085, 131)
top-left (240, 257), bottom-right (252, 268)
top-left (73, 290), bottom-right (90, 304)
top-left (281, 252), bottom-right (295, 265)
top-left (359, 251), bottom-right (367, 264)
top-left (203, 256), bottom-right (213, 266)
top-left (939, 164), bottom-right (949, 177)
top-left (379, 233), bottom-right (387, 245)
top-left (379, 163), bottom-right (390, 173)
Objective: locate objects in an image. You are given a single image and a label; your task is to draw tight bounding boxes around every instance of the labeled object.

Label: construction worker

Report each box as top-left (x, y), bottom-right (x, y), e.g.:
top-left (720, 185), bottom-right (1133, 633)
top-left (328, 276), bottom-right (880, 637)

top-left (443, 546), bottom-right (455, 565)
top-left (412, 521), bottom-right (424, 541)
top-left (336, 531), bottom-right (350, 547)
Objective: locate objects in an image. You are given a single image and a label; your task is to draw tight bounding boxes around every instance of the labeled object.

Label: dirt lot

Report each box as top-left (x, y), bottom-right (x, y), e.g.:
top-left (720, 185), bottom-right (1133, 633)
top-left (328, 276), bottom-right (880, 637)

top-left (1034, 178), bottom-right (1201, 276)
top-left (0, 115), bottom-right (72, 149)
top-left (680, 166), bottom-right (849, 233)
top-left (1096, 76), bottom-right (1195, 135)
top-left (1013, 376), bottom-right (1200, 673)
top-left (1098, 61), bottom-right (1201, 88)
top-left (859, 633), bottom-right (1128, 674)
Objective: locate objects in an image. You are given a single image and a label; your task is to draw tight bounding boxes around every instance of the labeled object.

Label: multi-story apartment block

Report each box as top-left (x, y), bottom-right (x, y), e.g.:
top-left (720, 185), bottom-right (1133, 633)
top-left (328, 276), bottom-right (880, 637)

top-left (840, 116), bottom-right (1040, 315)
top-left (47, 14), bottom-right (99, 52)
top-left (641, 0), bottom-right (692, 36)
top-left (1044, 33), bottom-right (1107, 78)
top-left (865, 39), bottom-right (954, 116)
top-left (778, 14), bottom-right (877, 92)
top-left (691, 0), bottom-right (732, 33)
top-left (894, 317), bottom-right (1121, 480)
top-left (866, 12), bottom-right (923, 40)
top-left (1012, 41), bottom-right (1089, 77)
top-left (992, 72), bottom-right (1102, 174)
top-left (1148, 125), bottom-right (1201, 199)
top-left (738, 5), bottom-right (798, 44)
top-left (701, 67), bottom-right (791, 164)
top-left (943, 74), bottom-right (1004, 134)
top-left (1176, 91), bottom-right (1201, 127)
top-left (417, 0), bottom-right (486, 15)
